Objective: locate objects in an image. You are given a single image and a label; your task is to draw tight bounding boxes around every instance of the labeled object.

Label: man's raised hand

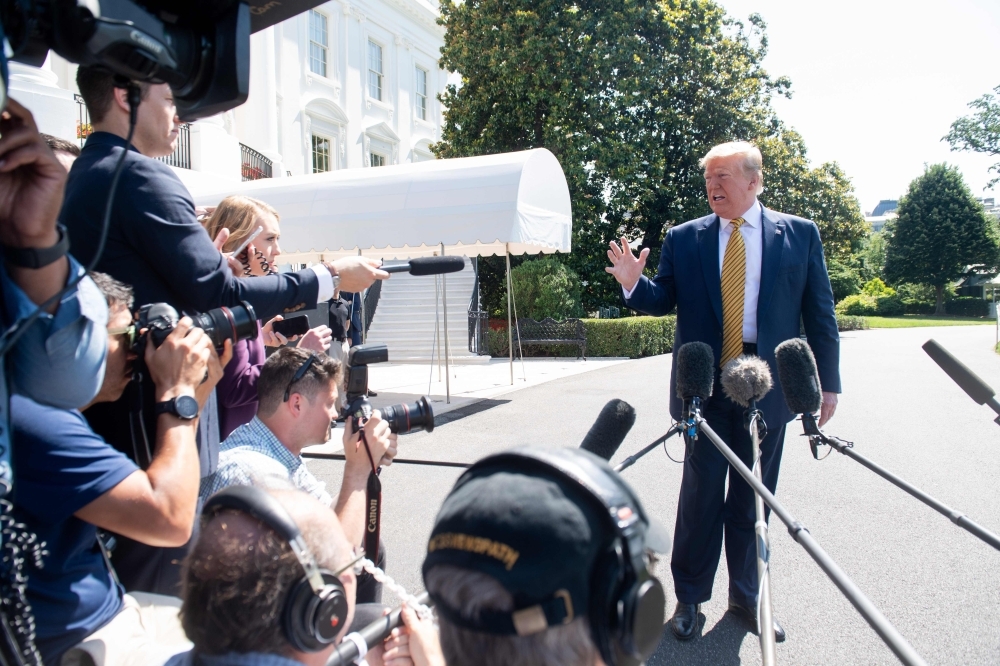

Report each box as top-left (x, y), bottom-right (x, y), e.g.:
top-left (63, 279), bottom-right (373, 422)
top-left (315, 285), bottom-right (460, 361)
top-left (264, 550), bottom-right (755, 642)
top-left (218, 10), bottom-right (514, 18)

top-left (605, 236), bottom-right (649, 293)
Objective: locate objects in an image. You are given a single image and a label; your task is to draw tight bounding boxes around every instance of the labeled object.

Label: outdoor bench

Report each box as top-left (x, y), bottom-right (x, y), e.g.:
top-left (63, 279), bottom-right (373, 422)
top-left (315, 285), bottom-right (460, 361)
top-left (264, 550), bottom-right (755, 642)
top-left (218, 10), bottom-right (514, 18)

top-left (512, 317), bottom-right (587, 359)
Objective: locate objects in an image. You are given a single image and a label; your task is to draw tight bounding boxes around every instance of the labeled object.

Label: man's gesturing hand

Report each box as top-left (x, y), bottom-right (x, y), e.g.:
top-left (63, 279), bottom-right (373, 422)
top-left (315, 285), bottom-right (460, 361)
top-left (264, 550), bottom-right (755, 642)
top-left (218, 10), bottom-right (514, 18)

top-left (325, 256), bottom-right (390, 292)
top-left (605, 237), bottom-right (650, 293)
top-left (0, 99), bottom-right (67, 249)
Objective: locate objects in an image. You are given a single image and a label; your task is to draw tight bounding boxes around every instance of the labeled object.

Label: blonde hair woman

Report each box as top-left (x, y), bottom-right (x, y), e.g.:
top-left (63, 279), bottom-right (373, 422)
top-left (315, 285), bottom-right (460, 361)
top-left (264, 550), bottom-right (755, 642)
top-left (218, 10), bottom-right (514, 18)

top-left (203, 196), bottom-right (332, 438)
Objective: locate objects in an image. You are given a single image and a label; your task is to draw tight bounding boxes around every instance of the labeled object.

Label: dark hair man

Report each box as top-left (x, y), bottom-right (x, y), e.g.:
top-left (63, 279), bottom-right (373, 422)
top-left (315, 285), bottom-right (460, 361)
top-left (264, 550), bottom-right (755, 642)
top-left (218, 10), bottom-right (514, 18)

top-left (200, 347), bottom-right (396, 603)
top-left (62, 65), bottom-right (389, 594)
top-left (168, 488), bottom-right (432, 666)
top-left (41, 132), bottom-right (81, 171)
top-left (11, 273), bottom-right (231, 665)
top-left (606, 141), bottom-right (841, 641)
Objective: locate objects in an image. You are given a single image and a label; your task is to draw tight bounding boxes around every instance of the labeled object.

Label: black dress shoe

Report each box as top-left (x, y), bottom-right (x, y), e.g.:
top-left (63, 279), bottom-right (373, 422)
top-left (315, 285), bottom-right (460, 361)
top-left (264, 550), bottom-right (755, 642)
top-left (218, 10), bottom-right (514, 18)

top-left (668, 602), bottom-right (701, 641)
top-left (728, 598), bottom-right (786, 643)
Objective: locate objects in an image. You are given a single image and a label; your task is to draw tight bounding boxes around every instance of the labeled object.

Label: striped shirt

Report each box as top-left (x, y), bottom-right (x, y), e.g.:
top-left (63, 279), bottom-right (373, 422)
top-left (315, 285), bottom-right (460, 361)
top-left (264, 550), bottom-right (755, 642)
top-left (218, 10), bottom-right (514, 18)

top-left (199, 417), bottom-right (333, 506)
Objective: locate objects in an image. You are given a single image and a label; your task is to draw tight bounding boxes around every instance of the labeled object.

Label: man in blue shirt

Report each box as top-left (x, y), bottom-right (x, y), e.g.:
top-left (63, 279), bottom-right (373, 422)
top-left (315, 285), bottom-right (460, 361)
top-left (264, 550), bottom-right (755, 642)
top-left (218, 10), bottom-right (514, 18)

top-left (12, 273), bottom-right (231, 665)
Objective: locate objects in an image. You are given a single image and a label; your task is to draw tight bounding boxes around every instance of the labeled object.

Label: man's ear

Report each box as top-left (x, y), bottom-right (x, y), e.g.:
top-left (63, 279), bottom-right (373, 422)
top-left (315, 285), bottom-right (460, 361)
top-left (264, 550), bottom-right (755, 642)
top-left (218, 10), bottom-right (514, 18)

top-left (111, 86), bottom-right (132, 116)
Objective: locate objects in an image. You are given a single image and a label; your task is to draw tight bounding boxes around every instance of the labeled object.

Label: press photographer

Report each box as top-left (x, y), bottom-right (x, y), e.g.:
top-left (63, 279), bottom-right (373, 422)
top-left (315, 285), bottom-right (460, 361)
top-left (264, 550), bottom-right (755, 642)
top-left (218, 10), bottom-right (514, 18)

top-left (10, 273), bottom-right (231, 665)
top-left (64, 65), bottom-right (388, 595)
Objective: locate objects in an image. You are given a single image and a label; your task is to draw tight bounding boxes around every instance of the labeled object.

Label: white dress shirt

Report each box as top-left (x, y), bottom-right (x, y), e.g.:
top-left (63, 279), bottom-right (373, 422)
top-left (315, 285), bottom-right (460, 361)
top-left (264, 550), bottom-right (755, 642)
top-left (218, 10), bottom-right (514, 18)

top-left (623, 199), bottom-right (763, 343)
top-left (310, 264), bottom-right (336, 302)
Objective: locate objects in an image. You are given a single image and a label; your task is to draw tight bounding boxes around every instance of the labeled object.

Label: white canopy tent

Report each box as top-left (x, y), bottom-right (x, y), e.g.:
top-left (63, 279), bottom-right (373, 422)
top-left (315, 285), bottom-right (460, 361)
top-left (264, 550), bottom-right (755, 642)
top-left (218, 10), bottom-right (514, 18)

top-left (184, 148), bottom-right (572, 263)
top-left (181, 148), bottom-right (573, 387)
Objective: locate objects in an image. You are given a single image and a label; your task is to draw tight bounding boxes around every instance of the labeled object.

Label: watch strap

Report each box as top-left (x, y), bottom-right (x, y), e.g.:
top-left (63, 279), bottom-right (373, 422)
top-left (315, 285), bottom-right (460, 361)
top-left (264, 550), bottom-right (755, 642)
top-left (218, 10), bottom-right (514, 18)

top-left (2, 224), bottom-right (70, 269)
top-left (155, 396), bottom-right (197, 419)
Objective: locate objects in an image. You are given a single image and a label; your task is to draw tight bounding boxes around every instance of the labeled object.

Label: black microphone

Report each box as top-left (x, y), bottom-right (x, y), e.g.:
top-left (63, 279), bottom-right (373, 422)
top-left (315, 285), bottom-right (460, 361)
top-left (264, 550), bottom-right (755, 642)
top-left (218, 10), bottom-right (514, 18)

top-left (381, 256), bottom-right (466, 276)
top-left (675, 342), bottom-right (714, 440)
top-left (923, 339), bottom-right (1000, 425)
top-left (775, 338), bottom-right (826, 455)
top-left (325, 593), bottom-right (432, 666)
top-left (721, 355), bottom-right (773, 439)
top-left (580, 399), bottom-right (637, 461)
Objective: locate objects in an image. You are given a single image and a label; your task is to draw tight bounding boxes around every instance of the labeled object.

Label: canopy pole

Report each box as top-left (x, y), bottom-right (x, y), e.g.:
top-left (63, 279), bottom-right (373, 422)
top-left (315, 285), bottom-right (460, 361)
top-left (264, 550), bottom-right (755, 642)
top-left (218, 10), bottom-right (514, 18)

top-left (358, 248), bottom-right (367, 344)
top-left (434, 273), bottom-right (443, 382)
top-left (506, 245), bottom-right (514, 385)
top-left (441, 243), bottom-right (451, 404)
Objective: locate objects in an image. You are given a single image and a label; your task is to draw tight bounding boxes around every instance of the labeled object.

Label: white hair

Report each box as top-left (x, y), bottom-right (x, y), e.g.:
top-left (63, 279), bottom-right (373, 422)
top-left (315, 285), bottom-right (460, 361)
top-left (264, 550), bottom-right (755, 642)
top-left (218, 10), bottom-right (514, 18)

top-left (699, 141), bottom-right (764, 195)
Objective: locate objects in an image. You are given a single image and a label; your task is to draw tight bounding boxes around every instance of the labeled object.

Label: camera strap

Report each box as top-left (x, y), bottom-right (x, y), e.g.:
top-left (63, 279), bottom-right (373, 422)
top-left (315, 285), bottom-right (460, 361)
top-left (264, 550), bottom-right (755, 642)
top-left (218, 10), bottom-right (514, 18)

top-left (359, 430), bottom-right (382, 562)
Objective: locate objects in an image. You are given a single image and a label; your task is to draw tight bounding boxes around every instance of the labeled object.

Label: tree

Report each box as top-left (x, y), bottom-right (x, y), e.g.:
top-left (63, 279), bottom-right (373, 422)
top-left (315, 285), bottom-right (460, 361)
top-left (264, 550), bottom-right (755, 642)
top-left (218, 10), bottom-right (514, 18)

top-left (507, 257), bottom-right (585, 320)
top-left (883, 164), bottom-right (1000, 314)
top-left (945, 85), bottom-right (1000, 189)
top-left (435, 0), bottom-right (789, 311)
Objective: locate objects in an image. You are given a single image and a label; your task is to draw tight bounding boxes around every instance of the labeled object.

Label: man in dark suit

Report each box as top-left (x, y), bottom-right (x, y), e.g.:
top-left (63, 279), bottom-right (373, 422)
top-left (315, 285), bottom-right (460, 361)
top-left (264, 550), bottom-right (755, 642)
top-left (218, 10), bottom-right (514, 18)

top-left (61, 66), bottom-right (389, 595)
top-left (607, 141), bottom-right (841, 642)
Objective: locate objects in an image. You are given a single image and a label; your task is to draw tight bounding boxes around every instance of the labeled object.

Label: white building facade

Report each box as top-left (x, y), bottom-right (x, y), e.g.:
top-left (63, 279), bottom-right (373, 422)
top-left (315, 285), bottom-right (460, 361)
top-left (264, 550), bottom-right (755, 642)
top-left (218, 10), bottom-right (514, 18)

top-left (12, 0), bottom-right (445, 184)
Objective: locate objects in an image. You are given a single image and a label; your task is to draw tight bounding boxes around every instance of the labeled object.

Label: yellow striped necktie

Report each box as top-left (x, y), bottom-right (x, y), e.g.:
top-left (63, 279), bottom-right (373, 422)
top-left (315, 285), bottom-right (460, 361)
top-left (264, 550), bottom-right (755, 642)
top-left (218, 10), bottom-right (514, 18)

top-left (720, 217), bottom-right (746, 367)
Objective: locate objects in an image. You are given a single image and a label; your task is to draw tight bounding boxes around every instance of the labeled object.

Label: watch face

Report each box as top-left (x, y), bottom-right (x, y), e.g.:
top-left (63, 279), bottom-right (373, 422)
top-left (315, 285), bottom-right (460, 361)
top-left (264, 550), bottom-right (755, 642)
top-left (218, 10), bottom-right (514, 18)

top-left (175, 395), bottom-right (200, 419)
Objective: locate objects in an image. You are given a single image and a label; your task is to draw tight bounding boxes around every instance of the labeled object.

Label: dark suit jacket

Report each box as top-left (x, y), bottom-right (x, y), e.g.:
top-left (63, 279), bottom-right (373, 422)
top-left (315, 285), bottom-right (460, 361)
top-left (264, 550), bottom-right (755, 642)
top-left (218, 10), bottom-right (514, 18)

top-left (62, 132), bottom-right (318, 321)
top-left (625, 207), bottom-right (841, 426)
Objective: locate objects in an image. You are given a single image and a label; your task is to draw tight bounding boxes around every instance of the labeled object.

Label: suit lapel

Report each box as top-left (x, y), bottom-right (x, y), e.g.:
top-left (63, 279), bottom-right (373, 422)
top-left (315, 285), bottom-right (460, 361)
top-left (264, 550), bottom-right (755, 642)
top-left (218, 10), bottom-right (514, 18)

top-left (698, 216), bottom-right (723, 329)
top-left (757, 207), bottom-right (785, 324)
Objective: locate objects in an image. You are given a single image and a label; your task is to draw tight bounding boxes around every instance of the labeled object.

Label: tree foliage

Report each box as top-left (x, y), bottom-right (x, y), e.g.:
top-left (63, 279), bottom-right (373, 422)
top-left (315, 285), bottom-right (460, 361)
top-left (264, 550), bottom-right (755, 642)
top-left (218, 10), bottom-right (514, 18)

top-left (507, 257), bottom-right (585, 320)
top-left (945, 85), bottom-right (1000, 189)
top-left (883, 164), bottom-right (1000, 314)
top-left (436, 0), bottom-right (865, 311)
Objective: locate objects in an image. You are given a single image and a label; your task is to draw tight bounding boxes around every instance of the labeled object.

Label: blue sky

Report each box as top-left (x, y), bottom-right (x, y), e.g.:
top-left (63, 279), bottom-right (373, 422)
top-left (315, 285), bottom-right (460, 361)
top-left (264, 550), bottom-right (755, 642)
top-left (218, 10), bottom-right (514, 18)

top-left (718, 0), bottom-right (1000, 214)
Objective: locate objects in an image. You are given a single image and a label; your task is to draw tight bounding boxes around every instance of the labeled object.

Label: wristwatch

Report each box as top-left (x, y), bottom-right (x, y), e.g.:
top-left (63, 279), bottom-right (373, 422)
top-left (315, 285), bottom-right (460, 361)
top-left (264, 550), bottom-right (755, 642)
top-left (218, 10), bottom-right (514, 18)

top-left (155, 395), bottom-right (200, 420)
top-left (2, 224), bottom-right (70, 269)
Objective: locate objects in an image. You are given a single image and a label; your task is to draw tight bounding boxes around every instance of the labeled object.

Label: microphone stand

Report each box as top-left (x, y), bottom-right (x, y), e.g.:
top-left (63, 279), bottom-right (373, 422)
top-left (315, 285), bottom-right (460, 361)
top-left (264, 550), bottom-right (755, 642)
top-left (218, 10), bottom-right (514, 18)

top-left (747, 399), bottom-right (777, 666)
top-left (692, 412), bottom-right (929, 666)
top-left (326, 593), bottom-right (433, 666)
top-left (303, 451), bottom-right (471, 469)
top-left (801, 414), bottom-right (1000, 552)
top-left (614, 422), bottom-right (684, 472)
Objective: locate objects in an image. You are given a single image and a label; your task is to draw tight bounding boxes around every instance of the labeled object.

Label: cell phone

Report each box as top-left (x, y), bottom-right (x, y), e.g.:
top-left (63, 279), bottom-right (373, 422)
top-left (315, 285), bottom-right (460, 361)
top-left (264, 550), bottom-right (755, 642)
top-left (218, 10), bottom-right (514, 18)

top-left (230, 225), bottom-right (263, 258)
top-left (271, 315), bottom-right (310, 338)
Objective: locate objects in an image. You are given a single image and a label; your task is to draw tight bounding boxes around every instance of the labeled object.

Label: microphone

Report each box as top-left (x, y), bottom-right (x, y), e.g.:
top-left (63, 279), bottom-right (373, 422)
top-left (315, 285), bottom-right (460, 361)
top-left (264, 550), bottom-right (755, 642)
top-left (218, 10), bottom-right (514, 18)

top-left (720, 355), bottom-right (773, 408)
top-left (775, 338), bottom-right (827, 457)
top-left (326, 593), bottom-right (432, 666)
top-left (580, 399), bottom-right (637, 461)
top-left (381, 256), bottom-right (466, 276)
top-left (675, 342), bottom-right (714, 440)
top-left (922, 339), bottom-right (1000, 425)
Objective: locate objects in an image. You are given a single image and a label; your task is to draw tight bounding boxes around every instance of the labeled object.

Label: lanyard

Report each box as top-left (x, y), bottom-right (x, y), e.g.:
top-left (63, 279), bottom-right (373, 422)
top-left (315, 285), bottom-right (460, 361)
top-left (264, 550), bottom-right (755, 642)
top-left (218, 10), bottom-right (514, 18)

top-left (358, 429), bottom-right (381, 562)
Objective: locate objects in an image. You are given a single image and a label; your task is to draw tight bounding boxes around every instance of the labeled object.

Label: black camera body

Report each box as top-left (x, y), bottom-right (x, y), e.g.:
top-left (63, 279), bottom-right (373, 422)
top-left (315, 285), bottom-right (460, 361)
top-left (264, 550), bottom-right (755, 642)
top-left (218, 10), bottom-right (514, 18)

top-left (134, 300), bottom-right (259, 356)
top-left (343, 344), bottom-right (434, 435)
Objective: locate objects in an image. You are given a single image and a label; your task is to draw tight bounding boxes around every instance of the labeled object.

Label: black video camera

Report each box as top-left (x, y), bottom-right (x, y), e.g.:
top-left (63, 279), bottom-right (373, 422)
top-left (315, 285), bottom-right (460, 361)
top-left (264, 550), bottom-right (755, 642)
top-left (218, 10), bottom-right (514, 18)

top-left (134, 300), bottom-right (258, 356)
top-left (343, 344), bottom-right (434, 435)
top-left (0, 0), bottom-right (324, 119)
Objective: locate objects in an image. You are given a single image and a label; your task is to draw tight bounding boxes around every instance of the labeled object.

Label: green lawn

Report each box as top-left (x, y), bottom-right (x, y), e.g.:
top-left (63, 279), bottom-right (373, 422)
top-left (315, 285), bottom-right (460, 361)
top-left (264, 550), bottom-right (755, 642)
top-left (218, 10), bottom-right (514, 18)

top-left (865, 315), bottom-right (994, 329)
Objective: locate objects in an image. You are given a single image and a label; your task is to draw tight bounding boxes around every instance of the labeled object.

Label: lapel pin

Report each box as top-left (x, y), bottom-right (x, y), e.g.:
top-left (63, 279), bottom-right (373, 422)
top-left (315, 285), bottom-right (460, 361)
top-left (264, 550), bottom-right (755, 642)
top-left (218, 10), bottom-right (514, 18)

top-left (776, 229), bottom-right (782, 235)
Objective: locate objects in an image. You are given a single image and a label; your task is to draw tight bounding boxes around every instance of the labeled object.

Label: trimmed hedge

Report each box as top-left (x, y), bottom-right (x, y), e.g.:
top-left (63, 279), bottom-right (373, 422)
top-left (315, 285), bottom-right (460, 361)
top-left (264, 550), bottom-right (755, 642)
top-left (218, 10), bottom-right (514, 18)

top-left (488, 316), bottom-right (677, 359)
top-left (836, 315), bottom-right (869, 331)
top-left (945, 297), bottom-right (989, 317)
top-left (836, 293), bottom-right (904, 317)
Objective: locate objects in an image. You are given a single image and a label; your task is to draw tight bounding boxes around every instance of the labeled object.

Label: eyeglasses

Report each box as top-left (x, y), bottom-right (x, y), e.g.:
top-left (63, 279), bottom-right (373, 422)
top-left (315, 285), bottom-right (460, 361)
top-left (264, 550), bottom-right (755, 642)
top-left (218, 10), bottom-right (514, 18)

top-left (283, 353), bottom-right (317, 402)
top-left (333, 547), bottom-right (367, 577)
top-left (107, 324), bottom-right (137, 348)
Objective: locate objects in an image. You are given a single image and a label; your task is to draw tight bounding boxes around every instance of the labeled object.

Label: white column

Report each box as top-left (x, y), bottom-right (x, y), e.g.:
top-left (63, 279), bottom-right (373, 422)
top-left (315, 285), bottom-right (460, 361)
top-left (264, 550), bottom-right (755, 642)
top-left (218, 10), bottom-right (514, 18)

top-left (7, 58), bottom-right (77, 142)
top-left (190, 115), bottom-right (242, 183)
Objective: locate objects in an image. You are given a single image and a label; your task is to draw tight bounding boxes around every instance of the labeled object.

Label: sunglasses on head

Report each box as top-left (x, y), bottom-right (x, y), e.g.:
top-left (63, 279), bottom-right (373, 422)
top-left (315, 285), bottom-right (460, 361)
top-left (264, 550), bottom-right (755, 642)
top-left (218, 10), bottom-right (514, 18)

top-left (284, 353), bottom-right (318, 402)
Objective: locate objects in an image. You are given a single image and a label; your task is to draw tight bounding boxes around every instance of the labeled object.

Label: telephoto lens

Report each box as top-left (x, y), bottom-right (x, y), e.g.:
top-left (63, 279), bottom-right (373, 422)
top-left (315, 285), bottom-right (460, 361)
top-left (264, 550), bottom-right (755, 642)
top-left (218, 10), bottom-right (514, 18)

top-left (381, 396), bottom-right (435, 434)
top-left (192, 301), bottom-right (259, 348)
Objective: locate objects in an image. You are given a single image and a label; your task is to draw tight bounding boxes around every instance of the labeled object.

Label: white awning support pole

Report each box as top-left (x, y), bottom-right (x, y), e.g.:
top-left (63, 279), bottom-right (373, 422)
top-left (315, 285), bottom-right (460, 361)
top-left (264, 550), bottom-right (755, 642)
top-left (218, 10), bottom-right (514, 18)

top-left (441, 242), bottom-right (451, 404)
top-left (506, 244), bottom-right (514, 386)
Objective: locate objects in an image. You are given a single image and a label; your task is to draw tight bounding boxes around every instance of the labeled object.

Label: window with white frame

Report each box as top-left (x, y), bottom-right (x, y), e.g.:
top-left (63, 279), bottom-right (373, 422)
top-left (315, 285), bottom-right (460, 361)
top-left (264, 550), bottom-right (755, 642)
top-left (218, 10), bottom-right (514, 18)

top-left (312, 134), bottom-right (331, 173)
top-left (368, 40), bottom-right (383, 101)
top-left (415, 67), bottom-right (428, 120)
top-left (309, 10), bottom-right (328, 77)
top-left (370, 153), bottom-right (386, 167)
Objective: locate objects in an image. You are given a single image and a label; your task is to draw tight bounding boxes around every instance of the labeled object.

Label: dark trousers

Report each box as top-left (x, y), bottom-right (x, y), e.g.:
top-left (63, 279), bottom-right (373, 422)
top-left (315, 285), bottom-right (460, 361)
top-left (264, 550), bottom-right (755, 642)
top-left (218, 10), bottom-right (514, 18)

top-left (670, 376), bottom-right (786, 607)
top-left (356, 539), bottom-right (386, 604)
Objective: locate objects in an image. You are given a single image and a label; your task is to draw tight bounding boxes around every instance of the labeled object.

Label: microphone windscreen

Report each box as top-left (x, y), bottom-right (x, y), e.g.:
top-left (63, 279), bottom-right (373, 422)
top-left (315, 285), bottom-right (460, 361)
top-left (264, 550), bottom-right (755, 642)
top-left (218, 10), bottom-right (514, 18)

top-left (922, 339), bottom-right (995, 404)
top-left (720, 355), bottom-right (773, 407)
top-left (675, 342), bottom-right (715, 401)
top-left (580, 399), bottom-right (636, 461)
top-left (775, 338), bottom-right (822, 414)
top-left (408, 256), bottom-right (467, 276)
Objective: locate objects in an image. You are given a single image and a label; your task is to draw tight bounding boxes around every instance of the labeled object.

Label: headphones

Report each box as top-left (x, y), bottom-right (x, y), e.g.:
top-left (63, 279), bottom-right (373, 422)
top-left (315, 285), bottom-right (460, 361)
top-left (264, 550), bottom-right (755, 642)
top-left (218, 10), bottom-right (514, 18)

top-left (201, 486), bottom-right (350, 653)
top-left (463, 448), bottom-right (667, 666)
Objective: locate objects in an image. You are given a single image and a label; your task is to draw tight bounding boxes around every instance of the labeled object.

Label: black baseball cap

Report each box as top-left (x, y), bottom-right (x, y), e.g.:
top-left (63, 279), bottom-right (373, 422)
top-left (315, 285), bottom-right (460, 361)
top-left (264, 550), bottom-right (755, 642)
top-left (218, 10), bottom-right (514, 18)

top-left (422, 447), bottom-right (669, 637)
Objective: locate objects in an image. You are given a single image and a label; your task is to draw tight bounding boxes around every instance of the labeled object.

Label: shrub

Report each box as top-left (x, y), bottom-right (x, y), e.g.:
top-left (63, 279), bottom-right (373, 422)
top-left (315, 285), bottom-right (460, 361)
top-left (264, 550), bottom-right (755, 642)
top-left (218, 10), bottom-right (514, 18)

top-left (827, 257), bottom-right (862, 302)
top-left (837, 315), bottom-right (869, 331)
top-left (507, 257), bottom-right (584, 320)
top-left (861, 277), bottom-right (896, 298)
top-left (487, 316), bottom-right (677, 359)
top-left (835, 294), bottom-right (878, 316)
top-left (945, 297), bottom-right (989, 317)
top-left (875, 295), bottom-right (905, 316)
